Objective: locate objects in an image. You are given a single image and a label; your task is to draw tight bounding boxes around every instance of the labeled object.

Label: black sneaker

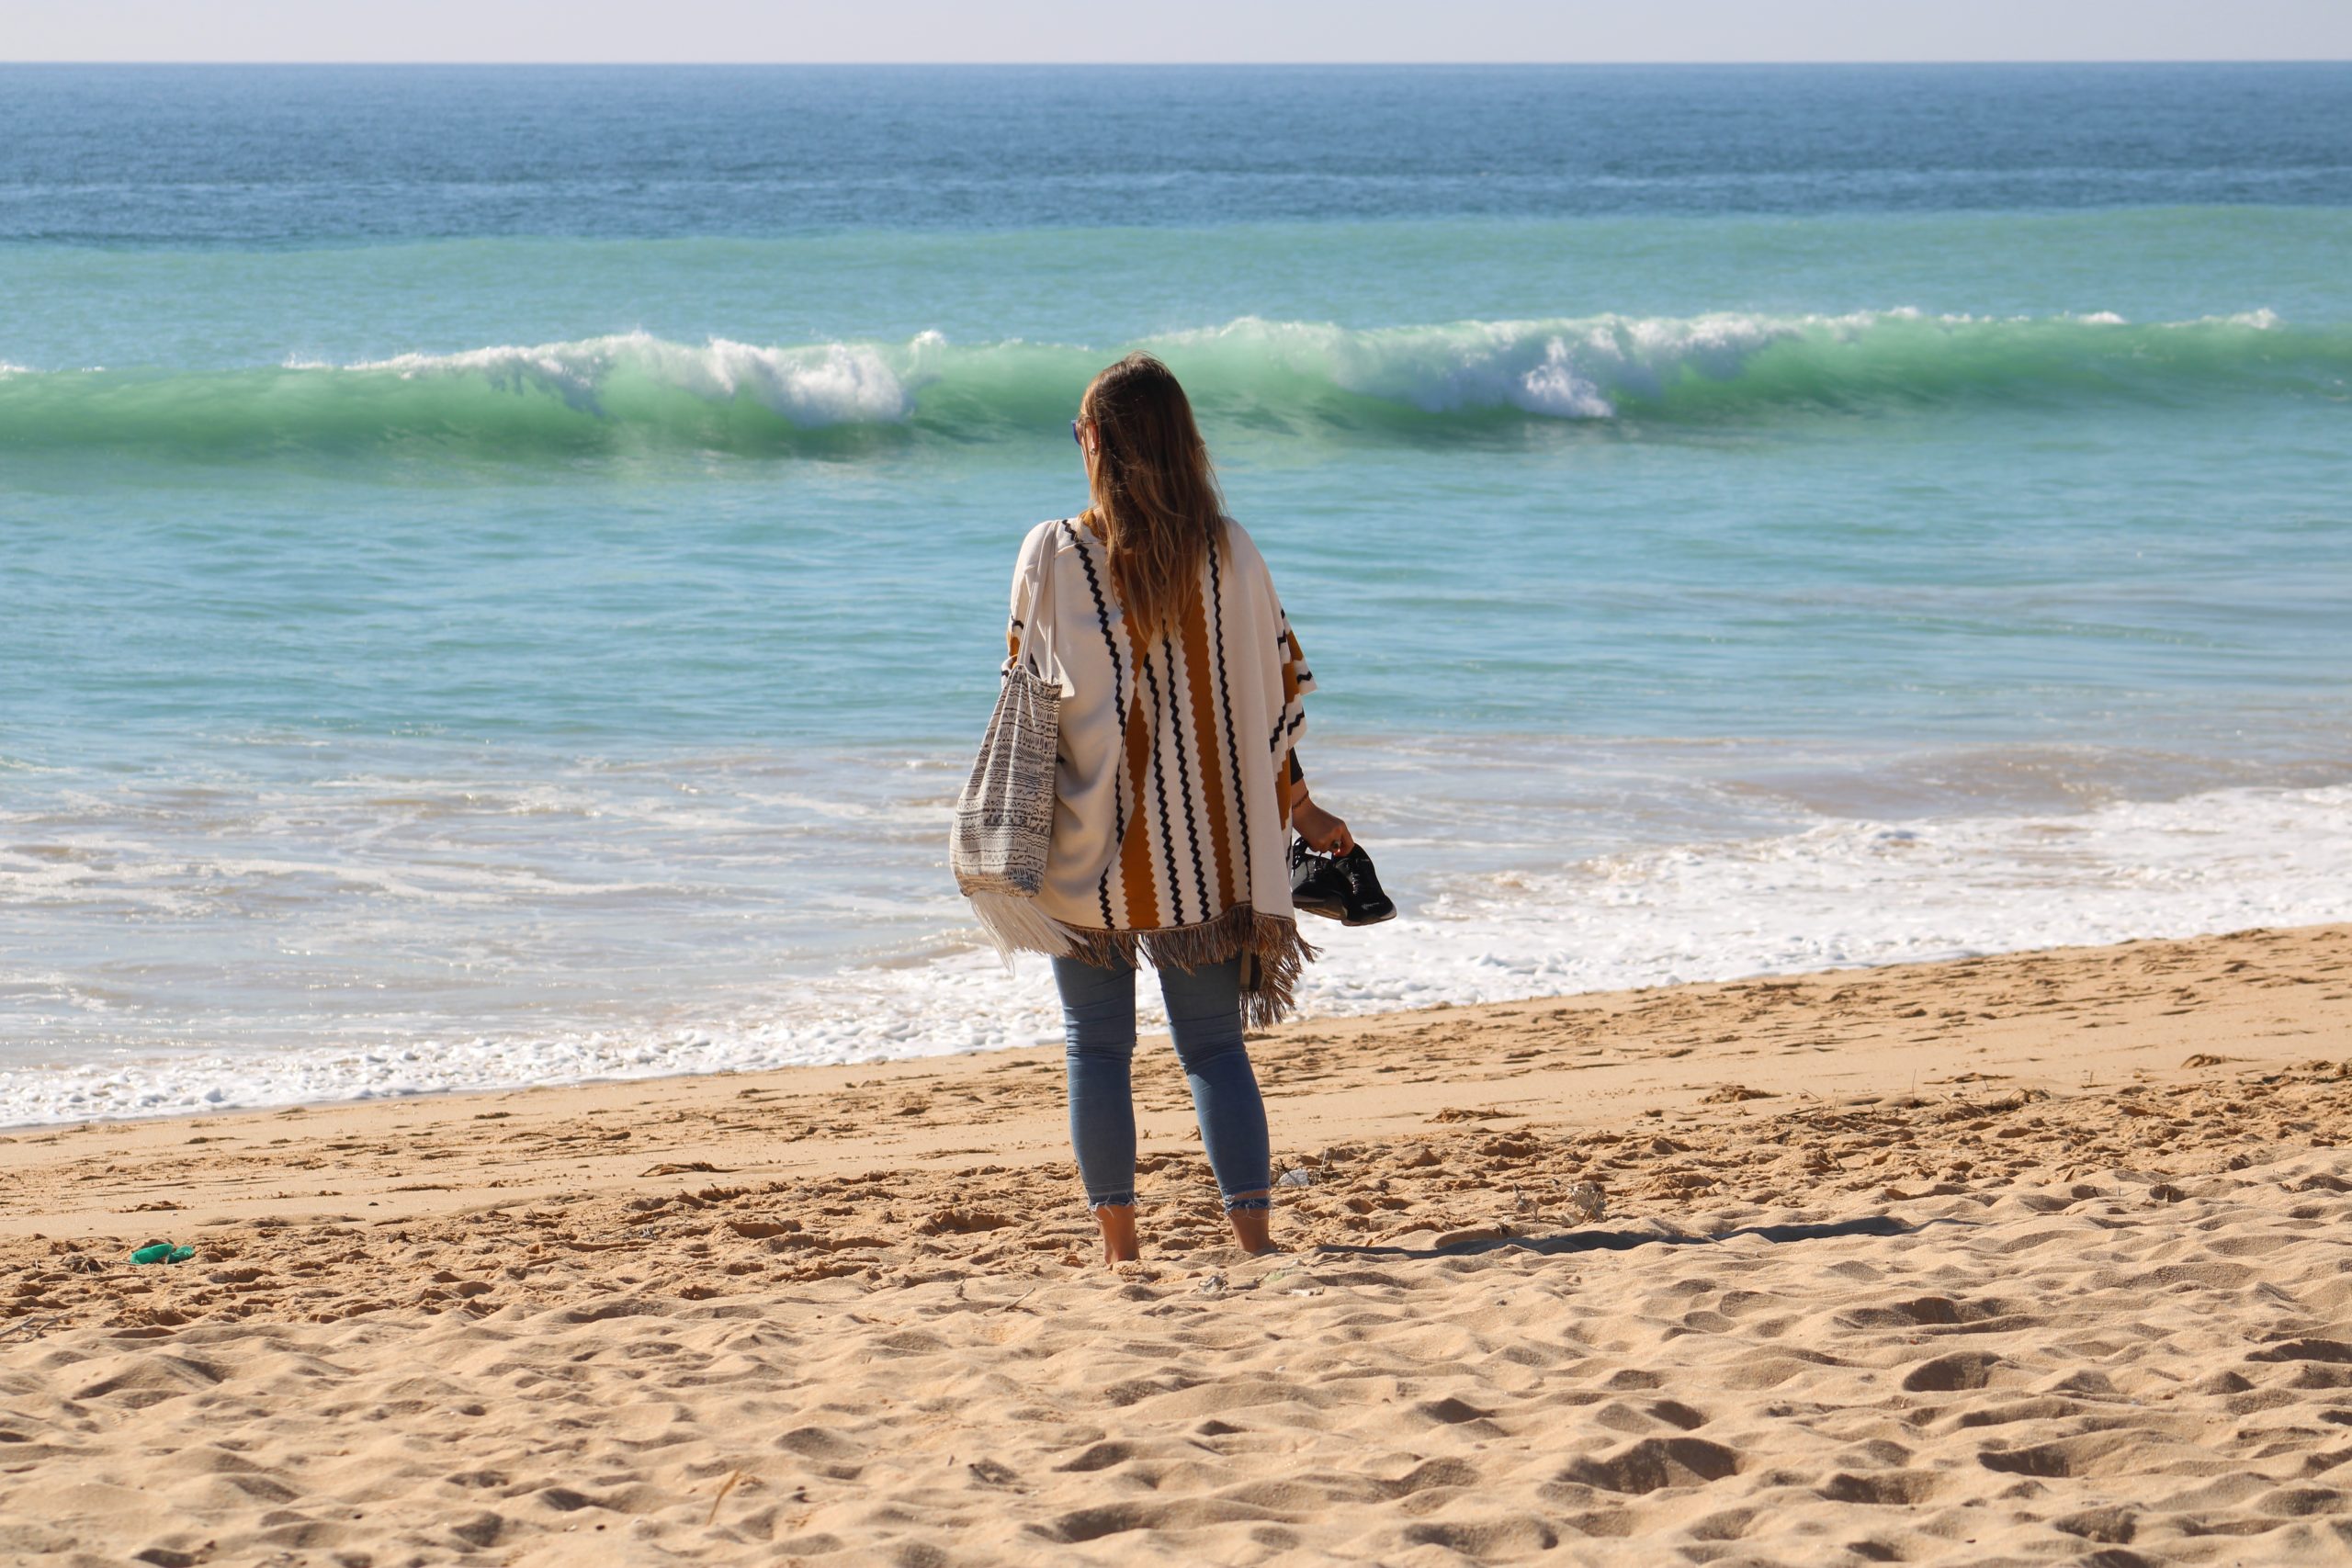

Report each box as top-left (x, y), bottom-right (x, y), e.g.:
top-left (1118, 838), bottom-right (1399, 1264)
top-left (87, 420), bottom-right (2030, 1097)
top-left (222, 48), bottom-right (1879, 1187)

top-left (1289, 839), bottom-right (1398, 926)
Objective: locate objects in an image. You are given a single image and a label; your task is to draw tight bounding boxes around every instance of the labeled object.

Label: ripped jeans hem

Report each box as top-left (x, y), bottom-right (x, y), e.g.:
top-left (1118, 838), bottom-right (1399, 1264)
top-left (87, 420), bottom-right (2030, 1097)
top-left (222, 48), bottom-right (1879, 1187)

top-left (1085, 1194), bottom-right (1272, 1213)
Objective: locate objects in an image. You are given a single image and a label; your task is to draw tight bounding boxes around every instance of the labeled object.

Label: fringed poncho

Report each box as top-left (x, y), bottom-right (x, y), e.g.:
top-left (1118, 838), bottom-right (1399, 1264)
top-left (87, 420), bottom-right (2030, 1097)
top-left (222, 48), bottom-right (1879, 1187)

top-left (1001, 514), bottom-right (1317, 1025)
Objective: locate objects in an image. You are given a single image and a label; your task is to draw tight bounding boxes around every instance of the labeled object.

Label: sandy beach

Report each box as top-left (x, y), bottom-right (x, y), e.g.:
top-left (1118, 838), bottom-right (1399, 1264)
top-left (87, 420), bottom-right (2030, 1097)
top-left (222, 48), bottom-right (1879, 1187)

top-left (4, 921), bottom-right (2348, 1565)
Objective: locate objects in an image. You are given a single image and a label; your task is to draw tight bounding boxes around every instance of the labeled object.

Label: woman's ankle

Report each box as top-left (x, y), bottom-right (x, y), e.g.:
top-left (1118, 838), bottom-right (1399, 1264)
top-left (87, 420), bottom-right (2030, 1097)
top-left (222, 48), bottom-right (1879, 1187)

top-left (1225, 1196), bottom-right (1274, 1254)
top-left (1093, 1202), bottom-right (1139, 1263)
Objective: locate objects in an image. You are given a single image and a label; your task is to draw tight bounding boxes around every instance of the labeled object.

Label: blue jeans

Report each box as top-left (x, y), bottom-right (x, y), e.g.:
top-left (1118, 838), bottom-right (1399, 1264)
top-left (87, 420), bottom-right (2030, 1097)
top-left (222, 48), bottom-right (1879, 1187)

top-left (1050, 952), bottom-right (1273, 1213)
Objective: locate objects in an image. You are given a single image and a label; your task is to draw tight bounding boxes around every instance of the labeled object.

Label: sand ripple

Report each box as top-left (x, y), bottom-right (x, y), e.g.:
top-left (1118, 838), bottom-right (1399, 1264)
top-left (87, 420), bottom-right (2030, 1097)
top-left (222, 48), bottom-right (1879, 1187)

top-left (3, 925), bottom-right (2349, 1563)
top-left (5, 1142), bottom-right (2350, 1562)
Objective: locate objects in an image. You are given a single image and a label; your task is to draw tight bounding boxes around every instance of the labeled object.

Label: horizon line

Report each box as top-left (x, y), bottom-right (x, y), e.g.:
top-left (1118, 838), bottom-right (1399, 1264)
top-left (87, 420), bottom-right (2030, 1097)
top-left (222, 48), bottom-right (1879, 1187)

top-left (6, 57), bottom-right (2348, 68)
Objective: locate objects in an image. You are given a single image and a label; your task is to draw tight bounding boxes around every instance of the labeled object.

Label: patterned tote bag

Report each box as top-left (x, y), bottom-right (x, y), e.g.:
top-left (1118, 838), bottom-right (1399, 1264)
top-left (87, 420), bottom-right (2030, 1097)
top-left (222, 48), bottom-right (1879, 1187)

top-left (951, 526), bottom-right (1076, 961)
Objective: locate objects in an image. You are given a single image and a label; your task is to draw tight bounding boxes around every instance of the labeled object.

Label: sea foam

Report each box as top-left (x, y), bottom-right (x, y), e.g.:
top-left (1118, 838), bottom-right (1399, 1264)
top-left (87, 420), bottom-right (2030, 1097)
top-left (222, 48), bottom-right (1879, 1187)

top-left (5, 781), bottom-right (2345, 1128)
top-left (349, 330), bottom-right (922, 426)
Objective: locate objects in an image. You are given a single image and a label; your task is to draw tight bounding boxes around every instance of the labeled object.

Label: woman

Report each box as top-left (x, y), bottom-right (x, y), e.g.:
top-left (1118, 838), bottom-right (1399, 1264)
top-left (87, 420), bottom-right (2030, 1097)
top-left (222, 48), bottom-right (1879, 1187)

top-left (998, 353), bottom-right (1352, 1263)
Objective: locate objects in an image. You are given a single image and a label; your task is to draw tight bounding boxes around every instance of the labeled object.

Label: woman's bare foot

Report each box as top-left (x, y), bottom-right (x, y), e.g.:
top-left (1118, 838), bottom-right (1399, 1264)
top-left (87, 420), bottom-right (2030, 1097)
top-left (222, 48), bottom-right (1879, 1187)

top-left (1095, 1203), bottom-right (1139, 1264)
top-left (1227, 1203), bottom-right (1277, 1255)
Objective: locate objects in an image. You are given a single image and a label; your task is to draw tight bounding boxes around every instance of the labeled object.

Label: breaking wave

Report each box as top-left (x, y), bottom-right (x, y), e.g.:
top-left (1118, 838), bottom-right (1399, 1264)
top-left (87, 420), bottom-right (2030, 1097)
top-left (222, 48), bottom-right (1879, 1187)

top-left (0, 310), bottom-right (2336, 457)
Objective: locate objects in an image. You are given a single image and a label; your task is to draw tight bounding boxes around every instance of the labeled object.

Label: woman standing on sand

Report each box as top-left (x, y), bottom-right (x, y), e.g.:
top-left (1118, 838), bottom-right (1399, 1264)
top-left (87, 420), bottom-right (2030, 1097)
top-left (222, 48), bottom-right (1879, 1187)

top-left (994, 353), bottom-right (1353, 1263)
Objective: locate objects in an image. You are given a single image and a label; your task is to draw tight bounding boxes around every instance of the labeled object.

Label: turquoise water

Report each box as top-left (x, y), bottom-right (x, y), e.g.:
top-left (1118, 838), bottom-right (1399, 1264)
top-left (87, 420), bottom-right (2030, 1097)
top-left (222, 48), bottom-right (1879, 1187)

top-left (3, 66), bottom-right (2348, 1122)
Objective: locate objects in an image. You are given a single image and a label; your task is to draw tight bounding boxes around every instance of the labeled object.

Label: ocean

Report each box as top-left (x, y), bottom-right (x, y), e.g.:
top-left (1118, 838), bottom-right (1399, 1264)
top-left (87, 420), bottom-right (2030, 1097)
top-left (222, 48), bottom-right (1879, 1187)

top-left (3, 63), bottom-right (2348, 1124)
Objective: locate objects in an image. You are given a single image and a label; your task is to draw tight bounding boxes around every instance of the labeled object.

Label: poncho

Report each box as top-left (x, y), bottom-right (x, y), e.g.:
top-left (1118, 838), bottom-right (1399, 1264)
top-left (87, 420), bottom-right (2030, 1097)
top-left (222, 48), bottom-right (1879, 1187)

top-left (1001, 514), bottom-right (1317, 1025)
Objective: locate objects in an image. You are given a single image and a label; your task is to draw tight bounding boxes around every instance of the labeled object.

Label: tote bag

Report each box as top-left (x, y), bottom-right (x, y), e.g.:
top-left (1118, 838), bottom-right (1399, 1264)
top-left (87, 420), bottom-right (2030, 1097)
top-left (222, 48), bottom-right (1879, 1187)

top-left (951, 524), bottom-right (1077, 961)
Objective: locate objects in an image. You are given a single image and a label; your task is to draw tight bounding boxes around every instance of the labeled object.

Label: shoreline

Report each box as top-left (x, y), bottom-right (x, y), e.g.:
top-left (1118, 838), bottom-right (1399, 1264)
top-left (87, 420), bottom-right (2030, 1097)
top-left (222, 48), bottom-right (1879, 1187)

top-left (9, 909), bottom-right (2347, 1142)
top-left (5, 921), bottom-right (2348, 1564)
top-left (4, 920), bottom-right (2343, 1246)
top-left (12, 770), bottom-right (2348, 1127)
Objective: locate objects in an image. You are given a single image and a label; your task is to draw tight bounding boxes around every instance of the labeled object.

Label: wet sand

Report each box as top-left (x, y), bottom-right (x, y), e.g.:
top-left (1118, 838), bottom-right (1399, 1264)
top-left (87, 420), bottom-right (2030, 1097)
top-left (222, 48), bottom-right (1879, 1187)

top-left (4, 923), bottom-right (2348, 1564)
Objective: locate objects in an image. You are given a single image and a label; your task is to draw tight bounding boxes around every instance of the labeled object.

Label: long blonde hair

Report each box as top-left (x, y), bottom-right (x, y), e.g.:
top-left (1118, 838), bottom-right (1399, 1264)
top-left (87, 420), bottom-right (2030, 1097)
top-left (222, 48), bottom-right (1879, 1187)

top-left (1079, 354), bottom-right (1224, 645)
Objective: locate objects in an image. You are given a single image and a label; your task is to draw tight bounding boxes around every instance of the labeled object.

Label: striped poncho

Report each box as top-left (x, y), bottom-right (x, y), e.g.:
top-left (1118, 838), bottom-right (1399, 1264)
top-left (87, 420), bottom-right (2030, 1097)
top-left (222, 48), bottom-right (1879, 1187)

top-left (1003, 514), bottom-right (1317, 1024)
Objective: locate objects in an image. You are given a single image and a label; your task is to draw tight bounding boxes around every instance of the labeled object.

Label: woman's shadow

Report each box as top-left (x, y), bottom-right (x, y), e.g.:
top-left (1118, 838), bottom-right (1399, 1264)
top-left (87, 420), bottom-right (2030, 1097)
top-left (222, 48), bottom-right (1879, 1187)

top-left (1312, 1213), bottom-right (1940, 1260)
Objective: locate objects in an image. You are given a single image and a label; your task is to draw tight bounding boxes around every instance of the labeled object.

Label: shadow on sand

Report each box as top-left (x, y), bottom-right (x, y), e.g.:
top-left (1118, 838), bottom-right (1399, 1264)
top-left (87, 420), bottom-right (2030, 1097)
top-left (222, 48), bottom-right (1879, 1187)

top-left (1311, 1213), bottom-right (1946, 1261)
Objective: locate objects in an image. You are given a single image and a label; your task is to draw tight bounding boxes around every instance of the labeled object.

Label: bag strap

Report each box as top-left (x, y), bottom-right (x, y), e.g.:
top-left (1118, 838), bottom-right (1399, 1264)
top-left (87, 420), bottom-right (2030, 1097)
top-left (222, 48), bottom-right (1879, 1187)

top-left (1014, 520), bottom-right (1069, 692)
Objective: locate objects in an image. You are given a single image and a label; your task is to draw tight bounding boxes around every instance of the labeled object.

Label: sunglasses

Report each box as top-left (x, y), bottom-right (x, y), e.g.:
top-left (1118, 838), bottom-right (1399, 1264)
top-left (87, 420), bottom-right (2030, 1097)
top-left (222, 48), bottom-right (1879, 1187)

top-left (1070, 419), bottom-right (1083, 447)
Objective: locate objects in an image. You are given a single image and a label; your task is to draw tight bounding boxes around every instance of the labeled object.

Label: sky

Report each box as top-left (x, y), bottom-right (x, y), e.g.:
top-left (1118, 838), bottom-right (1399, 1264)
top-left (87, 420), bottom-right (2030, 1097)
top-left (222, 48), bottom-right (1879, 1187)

top-left (5, 0), bottom-right (2350, 64)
